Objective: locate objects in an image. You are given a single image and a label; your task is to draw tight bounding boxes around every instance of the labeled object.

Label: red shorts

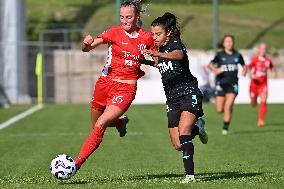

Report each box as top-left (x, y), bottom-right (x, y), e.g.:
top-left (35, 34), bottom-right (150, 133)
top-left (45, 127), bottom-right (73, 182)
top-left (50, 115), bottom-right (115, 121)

top-left (91, 76), bottom-right (137, 112)
top-left (249, 81), bottom-right (267, 99)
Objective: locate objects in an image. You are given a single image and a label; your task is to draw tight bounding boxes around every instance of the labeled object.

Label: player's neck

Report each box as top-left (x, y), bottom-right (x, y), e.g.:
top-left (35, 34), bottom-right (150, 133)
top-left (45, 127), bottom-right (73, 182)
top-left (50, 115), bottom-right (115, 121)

top-left (124, 27), bottom-right (139, 36)
top-left (225, 49), bottom-right (233, 55)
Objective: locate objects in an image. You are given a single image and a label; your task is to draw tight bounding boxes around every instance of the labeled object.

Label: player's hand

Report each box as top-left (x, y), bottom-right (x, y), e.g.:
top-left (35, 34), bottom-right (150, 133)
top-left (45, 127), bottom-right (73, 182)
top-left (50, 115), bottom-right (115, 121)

top-left (141, 49), bottom-right (149, 56)
top-left (251, 73), bottom-right (258, 80)
top-left (149, 50), bottom-right (160, 57)
top-left (242, 66), bottom-right (248, 76)
top-left (214, 68), bottom-right (223, 75)
top-left (83, 35), bottom-right (94, 46)
top-left (142, 49), bottom-right (160, 57)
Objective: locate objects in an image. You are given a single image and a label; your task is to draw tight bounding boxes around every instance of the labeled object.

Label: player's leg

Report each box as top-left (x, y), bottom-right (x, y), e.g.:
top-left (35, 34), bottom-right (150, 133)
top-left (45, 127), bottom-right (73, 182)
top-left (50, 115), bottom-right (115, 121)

top-left (90, 108), bottom-right (128, 136)
top-left (258, 91), bottom-right (268, 127)
top-left (91, 108), bottom-right (103, 128)
top-left (214, 84), bottom-right (225, 113)
top-left (167, 102), bottom-right (182, 151)
top-left (249, 83), bottom-right (257, 107)
top-left (75, 105), bottom-right (124, 168)
top-left (168, 119), bottom-right (207, 152)
top-left (222, 93), bottom-right (236, 134)
top-left (250, 96), bottom-right (257, 107)
top-left (179, 111), bottom-right (197, 182)
top-left (169, 127), bottom-right (181, 151)
top-left (215, 96), bottom-right (225, 113)
top-left (90, 77), bottom-right (130, 136)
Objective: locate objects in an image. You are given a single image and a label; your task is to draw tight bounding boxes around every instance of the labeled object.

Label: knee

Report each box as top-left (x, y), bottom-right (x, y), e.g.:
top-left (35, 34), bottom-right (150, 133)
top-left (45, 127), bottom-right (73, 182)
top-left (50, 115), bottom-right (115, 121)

top-left (251, 102), bottom-right (257, 107)
top-left (224, 105), bottom-right (232, 112)
top-left (216, 108), bottom-right (224, 113)
top-left (179, 127), bottom-right (191, 136)
top-left (95, 116), bottom-right (110, 129)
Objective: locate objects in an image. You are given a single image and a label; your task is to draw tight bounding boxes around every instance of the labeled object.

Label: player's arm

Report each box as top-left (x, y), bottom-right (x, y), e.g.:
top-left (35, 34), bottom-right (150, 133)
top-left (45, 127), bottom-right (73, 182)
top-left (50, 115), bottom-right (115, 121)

top-left (238, 54), bottom-right (247, 76)
top-left (271, 67), bottom-right (277, 78)
top-left (270, 60), bottom-right (277, 78)
top-left (153, 50), bottom-right (184, 60)
top-left (82, 35), bottom-right (104, 52)
top-left (207, 63), bottom-right (223, 76)
top-left (141, 50), bottom-right (158, 67)
top-left (207, 54), bottom-right (223, 75)
top-left (242, 65), bottom-right (249, 76)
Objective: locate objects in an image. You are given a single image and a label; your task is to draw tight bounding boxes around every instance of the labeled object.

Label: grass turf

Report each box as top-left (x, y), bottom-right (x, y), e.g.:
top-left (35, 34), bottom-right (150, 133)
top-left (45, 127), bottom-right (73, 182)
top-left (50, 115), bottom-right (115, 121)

top-left (0, 105), bottom-right (33, 123)
top-left (0, 104), bottom-right (283, 188)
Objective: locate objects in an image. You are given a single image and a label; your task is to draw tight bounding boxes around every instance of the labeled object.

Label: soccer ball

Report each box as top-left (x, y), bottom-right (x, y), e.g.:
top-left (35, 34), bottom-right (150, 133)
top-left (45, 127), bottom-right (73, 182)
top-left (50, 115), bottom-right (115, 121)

top-left (50, 154), bottom-right (76, 180)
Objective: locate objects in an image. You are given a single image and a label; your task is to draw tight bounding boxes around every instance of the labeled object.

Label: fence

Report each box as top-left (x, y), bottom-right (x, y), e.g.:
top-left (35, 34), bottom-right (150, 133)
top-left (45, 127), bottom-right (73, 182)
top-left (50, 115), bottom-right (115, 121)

top-left (1, 40), bottom-right (284, 104)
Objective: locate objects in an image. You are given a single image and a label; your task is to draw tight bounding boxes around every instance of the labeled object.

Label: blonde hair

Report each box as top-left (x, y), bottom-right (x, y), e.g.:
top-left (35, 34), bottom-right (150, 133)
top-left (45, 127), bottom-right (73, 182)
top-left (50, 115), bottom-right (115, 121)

top-left (121, 0), bottom-right (147, 27)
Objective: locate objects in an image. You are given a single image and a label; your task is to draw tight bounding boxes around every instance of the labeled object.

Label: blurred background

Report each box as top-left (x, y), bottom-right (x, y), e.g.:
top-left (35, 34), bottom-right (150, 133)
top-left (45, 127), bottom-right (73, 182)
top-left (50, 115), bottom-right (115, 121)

top-left (0, 0), bottom-right (284, 106)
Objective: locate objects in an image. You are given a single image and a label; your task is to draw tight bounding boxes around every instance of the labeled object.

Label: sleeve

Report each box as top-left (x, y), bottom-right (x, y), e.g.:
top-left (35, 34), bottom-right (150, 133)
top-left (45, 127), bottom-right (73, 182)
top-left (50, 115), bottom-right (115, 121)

top-left (210, 53), bottom-right (220, 66)
top-left (238, 54), bottom-right (245, 66)
top-left (97, 27), bottom-right (116, 44)
top-left (247, 57), bottom-right (255, 69)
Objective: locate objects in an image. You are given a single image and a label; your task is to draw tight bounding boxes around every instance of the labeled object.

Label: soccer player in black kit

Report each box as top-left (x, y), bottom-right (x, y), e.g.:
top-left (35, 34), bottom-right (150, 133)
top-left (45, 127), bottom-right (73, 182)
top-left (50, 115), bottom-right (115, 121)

top-left (208, 35), bottom-right (246, 135)
top-left (142, 12), bottom-right (208, 183)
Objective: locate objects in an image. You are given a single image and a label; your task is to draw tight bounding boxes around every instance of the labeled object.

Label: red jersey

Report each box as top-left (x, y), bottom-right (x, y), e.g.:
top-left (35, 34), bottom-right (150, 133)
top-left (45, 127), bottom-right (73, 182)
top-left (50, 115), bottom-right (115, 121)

top-left (248, 55), bottom-right (273, 84)
top-left (98, 25), bottom-right (155, 80)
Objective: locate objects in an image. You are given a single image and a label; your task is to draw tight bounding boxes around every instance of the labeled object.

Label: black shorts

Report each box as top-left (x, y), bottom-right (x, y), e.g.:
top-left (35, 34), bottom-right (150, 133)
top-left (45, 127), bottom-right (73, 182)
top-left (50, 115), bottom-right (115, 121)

top-left (166, 90), bottom-right (204, 128)
top-left (214, 83), bottom-right (238, 97)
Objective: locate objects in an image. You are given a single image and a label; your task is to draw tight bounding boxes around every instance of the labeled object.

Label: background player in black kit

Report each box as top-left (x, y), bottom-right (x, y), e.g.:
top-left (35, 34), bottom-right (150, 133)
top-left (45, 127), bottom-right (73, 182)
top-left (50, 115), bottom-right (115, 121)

top-left (208, 35), bottom-right (246, 135)
top-left (142, 12), bottom-right (208, 183)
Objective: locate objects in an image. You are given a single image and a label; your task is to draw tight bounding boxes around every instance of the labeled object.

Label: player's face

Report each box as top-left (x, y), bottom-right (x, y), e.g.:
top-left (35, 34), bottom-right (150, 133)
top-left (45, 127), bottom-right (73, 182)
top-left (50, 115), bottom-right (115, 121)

top-left (151, 26), bottom-right (170, 47)
top-left (258, 44), bottom-right (267, 57)
top-left (223, 36), bottom-right (234, 51)
top-left (120, 6), bottom-right (138, 33)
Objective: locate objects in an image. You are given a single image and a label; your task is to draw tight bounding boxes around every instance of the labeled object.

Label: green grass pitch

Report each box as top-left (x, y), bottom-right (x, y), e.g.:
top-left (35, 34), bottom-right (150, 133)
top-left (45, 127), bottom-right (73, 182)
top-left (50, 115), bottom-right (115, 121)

top-left (0, 104), bottom-right (283, 188)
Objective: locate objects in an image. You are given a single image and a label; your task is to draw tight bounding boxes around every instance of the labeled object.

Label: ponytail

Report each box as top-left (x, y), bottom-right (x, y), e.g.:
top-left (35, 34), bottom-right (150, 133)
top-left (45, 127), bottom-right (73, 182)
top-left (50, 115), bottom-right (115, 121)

top-left (151, 12), bottom-right (181, 38)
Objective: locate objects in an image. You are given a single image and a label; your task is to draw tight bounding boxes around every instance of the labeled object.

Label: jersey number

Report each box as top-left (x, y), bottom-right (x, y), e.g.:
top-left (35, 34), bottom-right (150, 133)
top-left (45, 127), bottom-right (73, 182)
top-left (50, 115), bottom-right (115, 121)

top-left (112, 95), bottom-right (124, 104)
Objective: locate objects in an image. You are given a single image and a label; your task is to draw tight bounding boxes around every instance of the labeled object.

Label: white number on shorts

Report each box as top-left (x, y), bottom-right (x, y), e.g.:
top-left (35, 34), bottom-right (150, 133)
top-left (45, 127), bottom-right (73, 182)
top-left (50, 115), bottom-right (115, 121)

top-left (112, 95), bottom-right (124, 104)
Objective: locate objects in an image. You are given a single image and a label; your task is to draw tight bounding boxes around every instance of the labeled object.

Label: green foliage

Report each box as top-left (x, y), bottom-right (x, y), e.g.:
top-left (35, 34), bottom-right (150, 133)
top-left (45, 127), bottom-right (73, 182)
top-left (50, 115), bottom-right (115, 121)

top-left (26, 0), bottom-right (284, 48)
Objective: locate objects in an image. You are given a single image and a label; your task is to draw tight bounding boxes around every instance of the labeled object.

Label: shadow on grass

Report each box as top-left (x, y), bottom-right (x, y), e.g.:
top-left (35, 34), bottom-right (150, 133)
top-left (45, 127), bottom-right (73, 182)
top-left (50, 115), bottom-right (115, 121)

top-left (196, 171), bottom-right (264, 181)
top-left (59, 171), bottom-right (264, 185)
top-left (60, 180), bottom-right (90, 185)
top-left (233, 129), bottom-right (284, 135)
top-left (132, 173), bottom-right (184, 180)
top-left (131, 171), bottom-right (264, 182)
top-left (265, 122), bottom-right (284, 127)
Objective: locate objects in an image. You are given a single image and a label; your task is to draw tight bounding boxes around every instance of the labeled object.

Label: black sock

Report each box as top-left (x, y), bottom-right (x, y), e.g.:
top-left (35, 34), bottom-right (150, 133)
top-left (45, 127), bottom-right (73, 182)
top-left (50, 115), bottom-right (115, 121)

top-left (223, 121), bottom-right (230, 130)
top-left (191, 125), bottom-right (199, 139)
top-left (179, 135), bottom-right (194, 175)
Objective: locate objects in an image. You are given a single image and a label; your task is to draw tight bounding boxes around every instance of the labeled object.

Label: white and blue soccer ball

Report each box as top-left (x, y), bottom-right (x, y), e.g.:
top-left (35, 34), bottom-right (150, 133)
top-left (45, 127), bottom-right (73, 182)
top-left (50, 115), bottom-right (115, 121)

top-left (50, 154), bottom-right (76, 180)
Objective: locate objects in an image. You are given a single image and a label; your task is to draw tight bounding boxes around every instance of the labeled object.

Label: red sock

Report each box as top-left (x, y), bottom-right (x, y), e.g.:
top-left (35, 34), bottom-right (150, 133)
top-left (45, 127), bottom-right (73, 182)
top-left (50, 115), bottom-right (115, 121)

top-left (259, 102), bottom-right (267, 122)
top-left (75, 126), bottom-right (105, 167)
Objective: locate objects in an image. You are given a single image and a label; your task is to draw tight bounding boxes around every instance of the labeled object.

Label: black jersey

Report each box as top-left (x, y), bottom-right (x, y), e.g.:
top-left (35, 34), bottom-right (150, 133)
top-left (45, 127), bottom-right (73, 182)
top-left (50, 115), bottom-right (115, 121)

top-left (157, 37), bottom-right (198, 101)
top-left (210, 50), bottom-right (245, 85)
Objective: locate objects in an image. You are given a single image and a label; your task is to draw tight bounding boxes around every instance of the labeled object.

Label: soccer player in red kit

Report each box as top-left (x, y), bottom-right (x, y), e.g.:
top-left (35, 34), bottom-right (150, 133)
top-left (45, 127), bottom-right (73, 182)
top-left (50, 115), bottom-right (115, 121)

top-left (73, 0), bottom-right (154, 174)
top-left (246, 43), bottom-right (276, 127)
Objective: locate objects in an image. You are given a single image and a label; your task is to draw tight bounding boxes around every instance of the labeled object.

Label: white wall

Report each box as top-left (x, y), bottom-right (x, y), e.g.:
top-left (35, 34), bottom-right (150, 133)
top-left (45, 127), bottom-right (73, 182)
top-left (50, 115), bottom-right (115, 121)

top-left (134, 75), bottom-right (284, 104)
top-left (133, 49), bottom-right (284, 104)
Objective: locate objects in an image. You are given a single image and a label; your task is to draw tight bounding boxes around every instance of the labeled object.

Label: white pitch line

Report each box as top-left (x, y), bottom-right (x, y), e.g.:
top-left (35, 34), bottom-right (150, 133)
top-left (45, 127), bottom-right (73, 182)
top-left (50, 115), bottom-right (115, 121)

top-left (0, 104), bottom-right (44, 130)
